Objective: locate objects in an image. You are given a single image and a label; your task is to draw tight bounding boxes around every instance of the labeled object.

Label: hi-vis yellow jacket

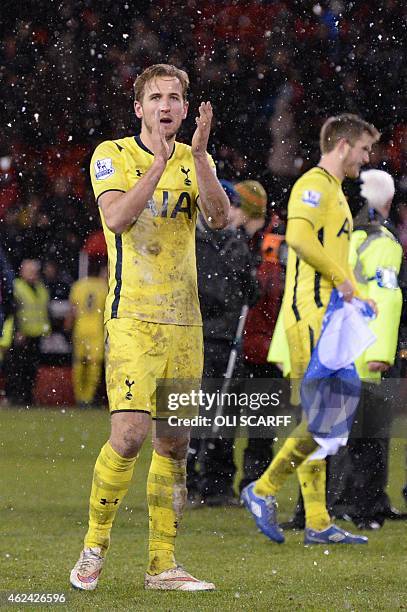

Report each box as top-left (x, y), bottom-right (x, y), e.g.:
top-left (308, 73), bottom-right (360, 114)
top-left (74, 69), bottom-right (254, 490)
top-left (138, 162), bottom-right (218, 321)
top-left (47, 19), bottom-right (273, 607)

top-left (14, 279), bottom-right (50, 338)
top-left (350, 223), bottom-right (403, 381)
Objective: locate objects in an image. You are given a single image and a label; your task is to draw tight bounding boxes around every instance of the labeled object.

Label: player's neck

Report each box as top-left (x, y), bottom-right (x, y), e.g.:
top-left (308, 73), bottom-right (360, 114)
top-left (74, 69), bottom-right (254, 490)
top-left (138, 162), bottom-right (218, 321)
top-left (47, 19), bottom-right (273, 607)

top-left (318, 155), bottom-right (344, 183)
top-left (139, 127), bottom-right (176, 156)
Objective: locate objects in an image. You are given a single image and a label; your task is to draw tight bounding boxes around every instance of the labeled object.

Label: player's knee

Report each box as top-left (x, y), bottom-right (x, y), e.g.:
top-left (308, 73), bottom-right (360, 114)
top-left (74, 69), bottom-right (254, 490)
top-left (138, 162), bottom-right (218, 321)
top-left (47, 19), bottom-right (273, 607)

top-left (109, 434), bottom-right (143, 458)
top-left (110, 413), bottom-right (150, 458)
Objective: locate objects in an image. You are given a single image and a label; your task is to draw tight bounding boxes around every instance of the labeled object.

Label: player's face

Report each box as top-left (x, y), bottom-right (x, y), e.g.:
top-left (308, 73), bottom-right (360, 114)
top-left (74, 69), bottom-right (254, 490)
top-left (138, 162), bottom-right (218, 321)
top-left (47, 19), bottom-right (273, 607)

top-left (135, 77), bottom-right (188, 140)
top-left (343, 132), bottom-right (374, 179)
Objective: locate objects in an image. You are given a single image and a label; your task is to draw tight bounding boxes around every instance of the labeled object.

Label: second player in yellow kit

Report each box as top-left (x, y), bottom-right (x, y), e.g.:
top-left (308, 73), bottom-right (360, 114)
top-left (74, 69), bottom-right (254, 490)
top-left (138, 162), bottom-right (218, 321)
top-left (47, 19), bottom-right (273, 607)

top-left (242, 114), bottom-right (380, 546)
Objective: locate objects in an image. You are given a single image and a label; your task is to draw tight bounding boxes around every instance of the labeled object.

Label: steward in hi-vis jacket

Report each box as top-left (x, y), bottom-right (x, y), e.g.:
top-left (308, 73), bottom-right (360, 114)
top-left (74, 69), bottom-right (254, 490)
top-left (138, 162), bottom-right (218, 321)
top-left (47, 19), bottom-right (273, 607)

top-left (331, 169), bottom-right (407, 528)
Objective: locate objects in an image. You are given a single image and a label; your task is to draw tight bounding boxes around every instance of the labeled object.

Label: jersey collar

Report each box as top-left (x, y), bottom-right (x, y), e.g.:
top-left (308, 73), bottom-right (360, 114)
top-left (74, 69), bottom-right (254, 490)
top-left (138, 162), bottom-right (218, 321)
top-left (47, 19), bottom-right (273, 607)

top-left (317, 165), bottom-right (341, 186)
top-left (134, 134), bottom-right (176, 159)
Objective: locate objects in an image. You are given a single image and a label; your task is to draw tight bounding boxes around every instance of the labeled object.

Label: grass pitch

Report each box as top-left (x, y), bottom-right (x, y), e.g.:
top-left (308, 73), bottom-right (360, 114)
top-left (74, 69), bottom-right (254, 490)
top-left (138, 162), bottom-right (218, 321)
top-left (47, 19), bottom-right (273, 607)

top-left (1, 407), bottom-right (406, 611)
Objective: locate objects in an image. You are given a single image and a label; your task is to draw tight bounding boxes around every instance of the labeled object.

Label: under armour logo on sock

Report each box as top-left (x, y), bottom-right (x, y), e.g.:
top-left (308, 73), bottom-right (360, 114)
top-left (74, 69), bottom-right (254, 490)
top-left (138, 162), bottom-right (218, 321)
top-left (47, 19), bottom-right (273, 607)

top-left (100, 498), bottom-right (119, 505)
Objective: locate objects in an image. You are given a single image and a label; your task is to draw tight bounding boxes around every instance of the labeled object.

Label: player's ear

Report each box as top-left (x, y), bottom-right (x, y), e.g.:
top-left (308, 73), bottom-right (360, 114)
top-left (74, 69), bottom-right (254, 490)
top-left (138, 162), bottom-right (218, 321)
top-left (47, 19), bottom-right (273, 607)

top-left (182, 101), bottom-right (189, 120)
top-left (337, 137), bottom-right (350, 159)
top-left (134, 100), bottom-right (143, 119)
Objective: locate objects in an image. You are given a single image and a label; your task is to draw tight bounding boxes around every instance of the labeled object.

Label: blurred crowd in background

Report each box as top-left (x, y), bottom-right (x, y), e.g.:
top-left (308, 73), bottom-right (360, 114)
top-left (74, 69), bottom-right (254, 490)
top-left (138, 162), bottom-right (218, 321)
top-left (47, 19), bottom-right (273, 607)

top-left (0, 0), bottom-right (406, 404)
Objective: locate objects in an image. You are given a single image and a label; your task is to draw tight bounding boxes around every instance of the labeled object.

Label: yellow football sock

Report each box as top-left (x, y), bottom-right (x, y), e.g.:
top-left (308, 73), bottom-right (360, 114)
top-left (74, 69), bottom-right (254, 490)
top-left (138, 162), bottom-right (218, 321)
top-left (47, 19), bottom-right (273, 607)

top-left (254, 420), bottom-right (318, 497)
top-left (147, 450), bottom-right (187, 576)
top-left (84, 442), bottom-right (137, 554)
top-left (297, 459), bottom-right (331, 531)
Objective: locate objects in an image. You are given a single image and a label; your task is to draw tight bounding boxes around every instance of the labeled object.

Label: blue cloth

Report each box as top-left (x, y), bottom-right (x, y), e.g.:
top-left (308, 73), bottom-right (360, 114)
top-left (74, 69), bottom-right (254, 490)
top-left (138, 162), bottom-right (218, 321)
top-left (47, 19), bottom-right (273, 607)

top-left (300, 289), bottom-right (375, 459)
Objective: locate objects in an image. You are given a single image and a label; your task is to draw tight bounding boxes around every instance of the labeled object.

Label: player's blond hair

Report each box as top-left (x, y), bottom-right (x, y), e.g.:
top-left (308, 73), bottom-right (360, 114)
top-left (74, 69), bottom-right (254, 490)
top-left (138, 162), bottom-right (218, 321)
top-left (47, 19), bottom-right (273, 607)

top-left (320, 113), bottom-right (380, 154)
top-left (133, 64), bottom-right (190, 102)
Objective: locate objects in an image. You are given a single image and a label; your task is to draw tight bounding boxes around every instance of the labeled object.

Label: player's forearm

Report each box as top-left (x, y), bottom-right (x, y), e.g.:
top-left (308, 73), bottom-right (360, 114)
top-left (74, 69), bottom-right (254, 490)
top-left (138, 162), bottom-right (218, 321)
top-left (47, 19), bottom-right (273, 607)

top-left (286, 218), bottom-right (349, 286)
top-left (193, 155), bottom-right (230, 229)
top-left (101, 159), bottom-right (166, 234)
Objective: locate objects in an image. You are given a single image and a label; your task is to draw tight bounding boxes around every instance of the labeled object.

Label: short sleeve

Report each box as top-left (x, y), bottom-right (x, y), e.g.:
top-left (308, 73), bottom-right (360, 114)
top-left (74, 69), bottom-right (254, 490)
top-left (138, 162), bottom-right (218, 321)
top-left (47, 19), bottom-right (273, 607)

top-left (287, 173), bottom-right (331, 228)
top-left (90, 141), bottom-right (128, 202)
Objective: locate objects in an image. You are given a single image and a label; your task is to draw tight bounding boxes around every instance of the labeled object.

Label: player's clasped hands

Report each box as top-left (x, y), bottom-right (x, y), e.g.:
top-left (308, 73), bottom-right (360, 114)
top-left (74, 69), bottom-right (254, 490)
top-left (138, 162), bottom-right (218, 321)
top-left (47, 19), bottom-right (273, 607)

top-left (192, 101), bottom-right (213, 157)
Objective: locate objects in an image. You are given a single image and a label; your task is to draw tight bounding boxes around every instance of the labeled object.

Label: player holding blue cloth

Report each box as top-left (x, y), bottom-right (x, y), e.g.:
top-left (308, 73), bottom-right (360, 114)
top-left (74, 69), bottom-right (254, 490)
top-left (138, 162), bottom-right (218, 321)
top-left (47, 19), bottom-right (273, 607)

top-left (242, 114), bottom-right (379, 545)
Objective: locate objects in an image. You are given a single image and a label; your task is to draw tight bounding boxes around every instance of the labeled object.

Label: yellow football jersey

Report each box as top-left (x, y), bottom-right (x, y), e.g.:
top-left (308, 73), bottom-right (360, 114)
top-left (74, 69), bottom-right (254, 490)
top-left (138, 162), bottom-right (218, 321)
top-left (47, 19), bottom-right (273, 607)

top-left (70, 276), bottom-right (107, 338)
top-left (283, 167), bottom-right (353, 327)
top-left (90, 135), bottom-right (214, 326)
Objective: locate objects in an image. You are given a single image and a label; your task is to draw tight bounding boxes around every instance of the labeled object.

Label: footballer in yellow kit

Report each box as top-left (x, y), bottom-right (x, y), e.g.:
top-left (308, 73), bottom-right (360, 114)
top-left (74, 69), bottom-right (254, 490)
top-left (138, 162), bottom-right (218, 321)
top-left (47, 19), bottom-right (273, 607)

top-left (70, 64), bottom-right (229, 592)
top-left (242, 114), bottom-right (380, 545)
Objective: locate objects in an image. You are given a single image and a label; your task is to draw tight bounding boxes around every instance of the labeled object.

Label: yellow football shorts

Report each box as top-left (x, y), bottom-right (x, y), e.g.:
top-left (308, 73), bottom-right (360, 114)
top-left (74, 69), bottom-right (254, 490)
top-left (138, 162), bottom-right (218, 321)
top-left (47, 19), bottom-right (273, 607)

top-left (105, 318), bottom-right (203, 416)
top-left (286, 309), bottom-right (325, 405)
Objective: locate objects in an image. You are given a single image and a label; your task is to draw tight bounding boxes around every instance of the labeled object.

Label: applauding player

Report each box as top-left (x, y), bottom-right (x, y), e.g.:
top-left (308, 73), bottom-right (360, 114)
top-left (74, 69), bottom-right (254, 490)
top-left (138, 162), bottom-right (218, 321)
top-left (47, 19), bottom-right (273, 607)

top-left (70, 64), bottom-right (229, 591)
